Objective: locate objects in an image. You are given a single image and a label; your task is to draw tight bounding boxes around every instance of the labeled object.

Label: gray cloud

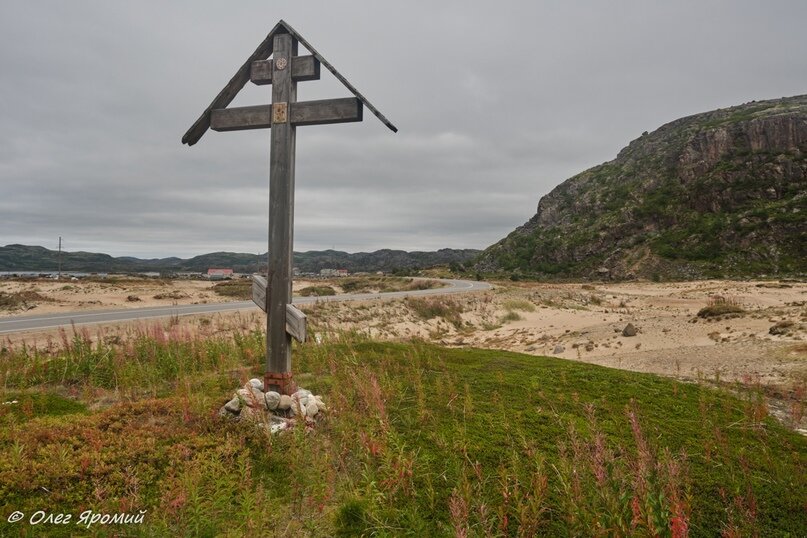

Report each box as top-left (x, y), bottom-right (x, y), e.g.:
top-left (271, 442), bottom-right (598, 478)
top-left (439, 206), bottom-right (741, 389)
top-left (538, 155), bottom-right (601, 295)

top-left (2, 0), bottom-right (807, 257)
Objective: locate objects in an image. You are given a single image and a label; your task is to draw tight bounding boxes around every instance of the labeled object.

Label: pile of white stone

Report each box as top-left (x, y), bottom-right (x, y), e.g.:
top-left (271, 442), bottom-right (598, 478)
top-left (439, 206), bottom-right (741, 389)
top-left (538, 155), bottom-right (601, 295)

top-left (219, 378), bottom-right (326, 433)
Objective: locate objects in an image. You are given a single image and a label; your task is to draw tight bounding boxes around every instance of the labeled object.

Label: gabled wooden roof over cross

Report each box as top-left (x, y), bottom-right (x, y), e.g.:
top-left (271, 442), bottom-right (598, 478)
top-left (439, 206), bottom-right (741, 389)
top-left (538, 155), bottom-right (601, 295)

top-left (182, 19), bottom-right (397, 146)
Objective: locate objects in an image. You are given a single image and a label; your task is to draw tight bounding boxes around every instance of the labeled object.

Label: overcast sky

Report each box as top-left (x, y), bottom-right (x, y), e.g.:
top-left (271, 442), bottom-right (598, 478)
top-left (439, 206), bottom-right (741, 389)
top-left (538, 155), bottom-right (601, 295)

top-left (1, 1), bottom-right (806, 258)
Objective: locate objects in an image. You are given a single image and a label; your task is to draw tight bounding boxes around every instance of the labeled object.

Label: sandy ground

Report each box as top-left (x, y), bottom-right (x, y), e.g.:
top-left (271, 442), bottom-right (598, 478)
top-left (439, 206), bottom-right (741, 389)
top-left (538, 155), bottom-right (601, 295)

top-left (0, 277), bottom-right (323, 316)
top-left (2, 277), bottom-right (805, 391)
top-left (298, 279), bottom-right (807, 389)
top-left (467, 280), bottom-right (807, 386)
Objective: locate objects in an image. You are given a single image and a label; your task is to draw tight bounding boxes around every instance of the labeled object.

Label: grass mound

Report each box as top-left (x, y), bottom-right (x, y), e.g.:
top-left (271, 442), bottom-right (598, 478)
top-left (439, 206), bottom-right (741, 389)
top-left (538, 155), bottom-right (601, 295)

top-left (407, 297), bottom-right (465, 329)
top-left (0, 290), bottom-right (51, 311)
top-left (697, 296), bottom-right (745, 318)
top-left (299, 285), bottom-right (337, 297)
top-left (0, 331), bottom-right (804, 536)
top-left (211, 280), bottom-right (252, 299)
top-left (339, 276), bottom-right (444, 294)
top-left (153, 290), bottom-right (190, 300)
top-left (502, 298), bottom-right (536, 312)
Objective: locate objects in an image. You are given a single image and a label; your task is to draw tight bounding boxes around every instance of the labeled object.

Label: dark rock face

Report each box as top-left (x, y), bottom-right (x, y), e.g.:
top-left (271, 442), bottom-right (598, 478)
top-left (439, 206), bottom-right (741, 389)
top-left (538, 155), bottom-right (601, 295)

top-left (479, 95), bottom-right (807, 279)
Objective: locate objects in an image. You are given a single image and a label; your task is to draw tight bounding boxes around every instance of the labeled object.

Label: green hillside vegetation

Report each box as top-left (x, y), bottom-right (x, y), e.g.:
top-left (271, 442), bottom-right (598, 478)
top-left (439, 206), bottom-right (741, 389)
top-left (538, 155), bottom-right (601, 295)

top-left (0, 245), bottom-right (480, 275)
top-left (479, 95), bottom-right (807, 279)
top-left (0, 330), bottom-right (803, 535)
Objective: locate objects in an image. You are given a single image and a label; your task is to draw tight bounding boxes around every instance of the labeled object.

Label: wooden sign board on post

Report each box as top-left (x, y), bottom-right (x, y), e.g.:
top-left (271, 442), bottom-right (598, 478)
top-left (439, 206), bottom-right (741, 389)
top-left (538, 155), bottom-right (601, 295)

top-left (183, 20), bottom-right (395, 394)
top-left (251, 275), bottom-right (268, 311)
top-left (285, 305), bottom-right (307, 344)
top-left (252, 275), bottom-right (307, 343)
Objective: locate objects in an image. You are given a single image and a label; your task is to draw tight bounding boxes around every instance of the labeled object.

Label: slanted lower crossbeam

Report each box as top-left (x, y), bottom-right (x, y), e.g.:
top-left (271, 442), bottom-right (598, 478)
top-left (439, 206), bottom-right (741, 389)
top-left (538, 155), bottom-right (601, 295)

top-left (210, 97), bottom-right (363, 132)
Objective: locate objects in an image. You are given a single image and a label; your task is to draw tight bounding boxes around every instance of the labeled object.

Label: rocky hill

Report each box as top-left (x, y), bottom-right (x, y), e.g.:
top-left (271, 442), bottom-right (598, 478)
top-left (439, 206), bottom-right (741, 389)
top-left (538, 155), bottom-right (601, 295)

top-left (479, 95), bottom-right (807, 279)
top-left (0, 244), bottom-right (480, 274)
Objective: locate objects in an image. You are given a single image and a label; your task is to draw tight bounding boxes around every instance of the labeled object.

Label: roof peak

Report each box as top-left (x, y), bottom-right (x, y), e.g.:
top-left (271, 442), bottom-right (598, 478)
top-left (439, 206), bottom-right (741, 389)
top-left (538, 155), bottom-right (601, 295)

top-left (182, 20), bottom-right (396, 146)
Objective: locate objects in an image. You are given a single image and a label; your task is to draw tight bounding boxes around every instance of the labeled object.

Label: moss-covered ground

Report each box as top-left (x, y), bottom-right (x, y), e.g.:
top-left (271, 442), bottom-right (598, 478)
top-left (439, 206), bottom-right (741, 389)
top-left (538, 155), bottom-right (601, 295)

top-left (0, 328), bottom-right (804, 536)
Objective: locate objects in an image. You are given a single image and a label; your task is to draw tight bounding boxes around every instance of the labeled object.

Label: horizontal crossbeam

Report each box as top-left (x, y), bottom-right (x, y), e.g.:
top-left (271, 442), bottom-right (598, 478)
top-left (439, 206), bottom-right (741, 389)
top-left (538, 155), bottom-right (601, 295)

top-left (210, 97), bottom-right (363, 132)
top-left (250, 55), bottom-right (321, 85)
top-left (293, 97), bottom-right (363, 126)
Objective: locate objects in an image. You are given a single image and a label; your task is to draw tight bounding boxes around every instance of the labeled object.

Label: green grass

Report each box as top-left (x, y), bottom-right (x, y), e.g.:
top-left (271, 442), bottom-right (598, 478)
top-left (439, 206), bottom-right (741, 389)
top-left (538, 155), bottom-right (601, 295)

top-left (406, 297), bottom-right (465, 329)
top-left (0, 330), bottom-right (804, 536)
top-left (502, 299), bottom-right (536, 312)
top-left (339, 276), bottom-right (444, 294)
top-left (212, 279), bottom-right (252, 299)
top-left (0, 391), bottom-right (87, 422)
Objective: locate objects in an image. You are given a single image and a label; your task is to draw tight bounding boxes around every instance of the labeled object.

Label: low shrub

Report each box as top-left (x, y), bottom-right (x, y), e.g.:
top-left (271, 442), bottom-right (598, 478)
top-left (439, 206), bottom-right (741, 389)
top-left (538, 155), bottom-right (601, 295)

top-left (503, 299), bottom-right (536, 312)
top-left (212, 280), bottom-right (251, 299)
top-left (769, 320), bottom-right (795, 335)
top-left (154, 290), bottom-right (190, 300)
top-left (0, 290), bottom-right (51, 311)
top-left (407, 297), bottom-right (464, 328)
top-left (299, 285), bottom-right (336, 297)
top-left (697, 296), bottom-right (745, 318)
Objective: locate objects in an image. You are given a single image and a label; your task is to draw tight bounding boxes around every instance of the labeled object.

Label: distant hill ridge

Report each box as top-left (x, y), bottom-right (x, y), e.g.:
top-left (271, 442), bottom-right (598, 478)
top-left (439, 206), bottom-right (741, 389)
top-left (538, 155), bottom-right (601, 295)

top-left (0, 244), bottom-right (480, 274)
top-left (479, 94), bottom-right (807, 279)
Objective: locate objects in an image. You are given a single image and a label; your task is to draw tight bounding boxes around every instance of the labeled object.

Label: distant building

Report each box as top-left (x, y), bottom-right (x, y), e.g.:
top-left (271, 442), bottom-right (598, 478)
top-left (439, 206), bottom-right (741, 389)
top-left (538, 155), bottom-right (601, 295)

top-left (319, 268), bottom-right (349, 277)
top-left (207, 268), bottom-right (234, 280)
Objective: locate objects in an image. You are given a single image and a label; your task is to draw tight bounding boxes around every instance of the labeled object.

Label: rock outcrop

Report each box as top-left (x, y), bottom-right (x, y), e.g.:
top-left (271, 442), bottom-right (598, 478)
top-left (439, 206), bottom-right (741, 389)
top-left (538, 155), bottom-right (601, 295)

top-left (479, 95), bottom-right (807, 279)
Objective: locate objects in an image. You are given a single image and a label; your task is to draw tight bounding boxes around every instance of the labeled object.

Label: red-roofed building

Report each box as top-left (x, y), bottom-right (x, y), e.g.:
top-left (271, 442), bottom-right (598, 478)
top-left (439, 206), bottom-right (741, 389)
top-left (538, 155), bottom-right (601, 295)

top-left (207, 268), bottom-right (234, 280)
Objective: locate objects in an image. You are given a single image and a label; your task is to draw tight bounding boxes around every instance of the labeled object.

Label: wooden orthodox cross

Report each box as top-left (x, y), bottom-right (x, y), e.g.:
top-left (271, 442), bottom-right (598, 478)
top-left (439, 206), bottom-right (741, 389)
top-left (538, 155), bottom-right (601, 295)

top-left (182, 20), bottom-right (396, 394)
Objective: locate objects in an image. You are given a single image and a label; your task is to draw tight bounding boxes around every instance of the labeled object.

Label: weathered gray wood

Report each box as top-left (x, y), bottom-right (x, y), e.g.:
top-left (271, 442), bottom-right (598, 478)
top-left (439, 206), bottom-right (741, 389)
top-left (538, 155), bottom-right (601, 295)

top-left (211, 105), bottom-right (272, 132)
top-left (280, 20), bottom-right (398, 133)
top-left (252, 276), bottom-right (305, 342)
top-left (250, 61), bottom-right (274, 86)
top-left (292, 98), bottom-right (363, 126)
top-left (182, 19), bottom-right (397, 145)
top-left (210, 98), bottom-right (362, 131)
top-left (181, 20), bottom-right (286, 146)
top-left (285, 304), bottom-right (307, 343)
top-left (251, 275), bottom-right (268, 312)
top-left (250, 55), bottom-right (321, 85)
top-left (265, 31), bottom-right (297, 393)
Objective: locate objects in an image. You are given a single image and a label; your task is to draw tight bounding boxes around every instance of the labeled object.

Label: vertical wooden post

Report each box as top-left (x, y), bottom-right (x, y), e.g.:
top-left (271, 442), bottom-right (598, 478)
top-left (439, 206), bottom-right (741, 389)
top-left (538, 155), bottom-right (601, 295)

top-left (184, 22), bottom-right (397, 395)
top-left (265, 31), bottom-right (298, 394)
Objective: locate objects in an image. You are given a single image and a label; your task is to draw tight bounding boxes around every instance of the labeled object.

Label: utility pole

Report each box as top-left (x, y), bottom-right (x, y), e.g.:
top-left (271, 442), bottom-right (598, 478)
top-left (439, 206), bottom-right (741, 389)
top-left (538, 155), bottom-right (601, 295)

top-left (57, 236), bottom-right (62, 280)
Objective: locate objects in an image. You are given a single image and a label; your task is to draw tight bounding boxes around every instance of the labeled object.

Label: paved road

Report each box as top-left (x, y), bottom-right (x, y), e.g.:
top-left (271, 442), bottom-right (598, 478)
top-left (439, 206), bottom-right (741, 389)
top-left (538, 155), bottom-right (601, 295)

top-left (0, 278), bottom-right (492, 335)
